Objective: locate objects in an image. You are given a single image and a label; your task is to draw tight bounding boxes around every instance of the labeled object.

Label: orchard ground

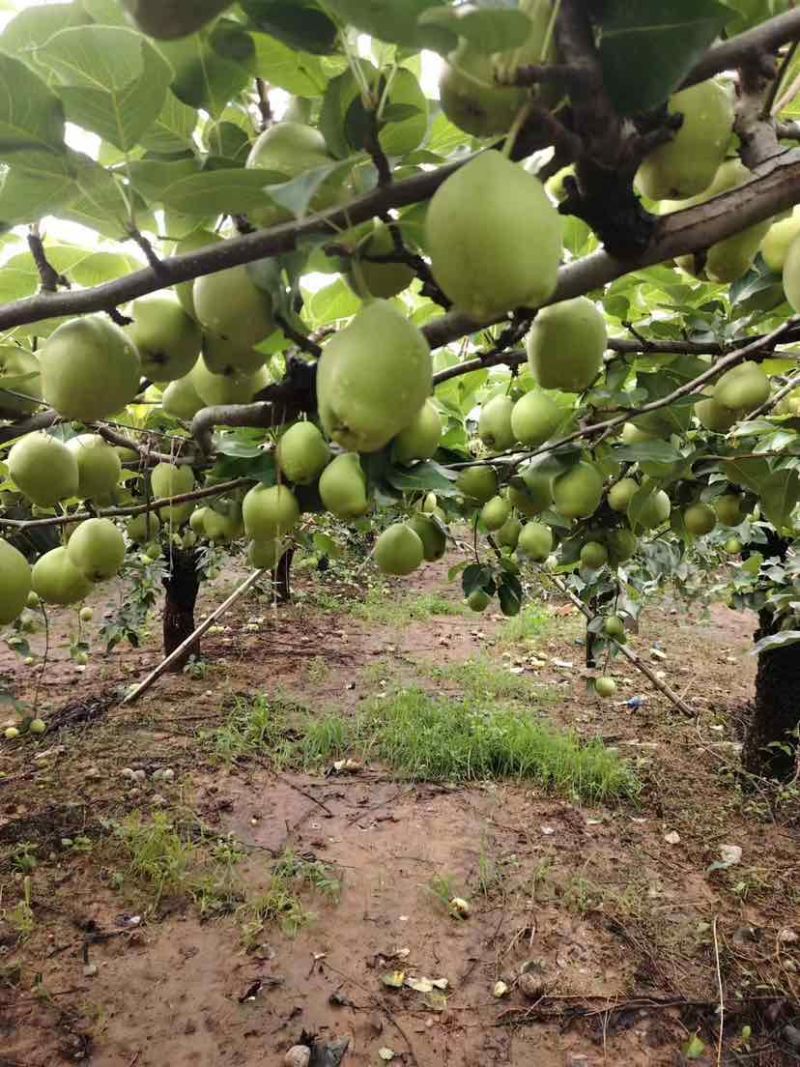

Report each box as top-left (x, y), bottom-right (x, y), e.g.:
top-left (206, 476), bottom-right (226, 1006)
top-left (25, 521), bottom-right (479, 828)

top-left (1, 549), bottom-right (799, 1067)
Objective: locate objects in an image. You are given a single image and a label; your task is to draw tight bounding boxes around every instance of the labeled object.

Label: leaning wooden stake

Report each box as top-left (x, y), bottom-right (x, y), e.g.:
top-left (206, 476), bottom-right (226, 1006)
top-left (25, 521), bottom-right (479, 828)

top-left (121, 569), bottom-right (264, 706)
top-left (542, 570), bottom-right (697, 718)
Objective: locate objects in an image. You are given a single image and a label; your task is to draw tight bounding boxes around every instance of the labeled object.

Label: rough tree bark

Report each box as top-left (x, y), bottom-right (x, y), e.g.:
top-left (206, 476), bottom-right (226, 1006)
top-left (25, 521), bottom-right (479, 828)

top-left (162, 547), bottom-right (201, 670)
top-left (743, 608), bottom-right (800, 778)
top-left (272, 547), bottom-right (294, 604)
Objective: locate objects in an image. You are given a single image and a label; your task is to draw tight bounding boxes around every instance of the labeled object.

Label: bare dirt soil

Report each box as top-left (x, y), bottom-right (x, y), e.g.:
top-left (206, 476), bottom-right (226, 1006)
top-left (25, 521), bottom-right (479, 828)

top-left (1, 555), bottom-right (799, 1066)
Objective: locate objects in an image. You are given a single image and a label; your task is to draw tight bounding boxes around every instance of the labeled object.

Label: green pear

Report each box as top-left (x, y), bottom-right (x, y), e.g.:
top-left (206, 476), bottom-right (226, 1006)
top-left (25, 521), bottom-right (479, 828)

top-left (636, 80), bottom-right (733, 201)
top-left (456, 466), bottom-right (497, 504)
top-left (478, 395), bottom-right (515, 452)
top-left (8, 432), bottom-right (79, 507)
top-left (127, 292), bottom-right (201, 382)
top-left (201, 509), bottom-right (238, 544)
top-left (761, 213), bottom-right (800, 272)
top-left (32, 547), bottom-right (92, 606)
top-left (190, 508), bottom-right (208, 535)
top-left (527, 296), bottom-right (606, 392)
top-left (724, 537), bottom-right (743, 554)
top-left (316, 300), bottom-right (431, 453)
top-left (277, 422), bottom-right (331, 485)
top-left (422, 493), bottom-right (438, 514)
top-left (392, 400), bottom-right (442, 464)
top-left (683, 502), bottom-right (716, 536)
top-left (67, 434), bottom-right (121, 502)
top-left (580, 541), bottom-right (608, 569)
top-left (545, 165), bottom-right (574, 203)
top-left (347, 223), bottom-right (416, 300)
top-left (511, 391), bottom-right (563, 447)
top-left (0, 539), bottom-right (31, 625)
top-left (621, 421), bottom-right (655, 444)
top-left (0, 346), bottom-right (41, 415)
top-left (497, 516), bottom-right (522, 550)
top-left (162, 374), bottom-right (205, 420)
top-left (319, 453), bottom-right (369, 518)
top-left (67, 518), bottom-right (125, 581)
top-left (438, 43), bottom-right (528, 137)
top-left (151, 462), bottom-right (194, 525)
top-left (467, 588), bottom-right (491, 612)
top-left (608, 478), bottom-right (638, 512)
top-left (190, 359), bottom-right (270, 406)
top-left (242, 484), bottom-right (300, 540)
top-left (517, 521), bottom-right (553, 561)
top-left (39, 315), bottom-right (141, 421)
top-left (695, 392), bottom-right (739, 432)
top-left (374, 523), bottom-right (424, 576)
top-left (247, 538), bottom-right (285, 569)
top-left (426, 151), bottom-right (562, 320)
top-left (127, 511), bottom-right (160, 544)
top-left (121, 0), bottom-right (231, 39)
top-left (246, 121), bottom-right (339, 229)
top-left (193, 264), bottom-right (274, 350)
top-left (714, 493), bottom-right (742, 525)
top-left (713, 361), bottom-right (770, 412)
top-left (202, 332), bottom-right (270, 375)
top-left (595, 676), bottom-right (617, 698)
top-left (407, 513), bottom-right (447, 562)
top-left (508, 465), bottom-right (552, 516)
top-left (632, 489), bottom-right (671, 529)
top-left (607, 527), bottom-right (637, 563)
top-left (481, 494), bottom-right (511, 531)
top-left (782, 229), bottom-right (800, 311)
top-left (604, 615), bottom-right (626, 639)
top-left (172, 229), bottom-right (223, 318)
top-left (552, 462), bottom-right (603, 520)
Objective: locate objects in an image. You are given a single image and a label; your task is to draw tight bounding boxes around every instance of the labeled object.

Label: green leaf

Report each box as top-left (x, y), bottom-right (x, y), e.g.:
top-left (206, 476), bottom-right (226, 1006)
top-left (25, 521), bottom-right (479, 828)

top-left (325, 0), bottom-right (452, 49)
top-left (240, 0), bottom-right (338, 55)
top-left (65, 153), bottom-right (153, 237)
top-left (722, 456), bottom-right (772, 493)
top-left (267, 158), bottom-right (356, 218)
top-left (419, 4), bottom-right (531, 55)
top-left (598, 0), bottom-right (729, 114)
top-left (0, 3), bottom-right (91, 72)
top-left (751, 628), bottom-right (800, 655)
top-left (0, 161), bottom-right (76, 229)
top-left (157, 167), bottom-right (274, 215)
top-left (0, 53), bottom-right (65, 159)
top-left (252, 32), bottom-right (332, 96)
top-left (611, 440), bottom-right (681, 463)
top-left (158, 24), bottom-right (254, 117)
top-left (139, 92), bottom-right (198, 154)
top-left (497, 572), bottom-right (522, 616)
top-left (462, 563), bottom-right (494, 597)
top-left (306, 277), bottom-right (362, 325)
top-left (127, 157), bottom-right (203, 202)
top-left (758, 468), bottom-right (800, 531)
top-left (34, 24), bottom-right (147, 90)
top-left (384, 461), bottom-right (458, 495)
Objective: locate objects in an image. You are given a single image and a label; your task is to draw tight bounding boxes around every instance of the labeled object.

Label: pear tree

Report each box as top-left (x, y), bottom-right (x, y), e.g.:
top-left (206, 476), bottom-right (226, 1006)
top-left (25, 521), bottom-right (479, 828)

top-left (0, 0), bottom-right (798, 776)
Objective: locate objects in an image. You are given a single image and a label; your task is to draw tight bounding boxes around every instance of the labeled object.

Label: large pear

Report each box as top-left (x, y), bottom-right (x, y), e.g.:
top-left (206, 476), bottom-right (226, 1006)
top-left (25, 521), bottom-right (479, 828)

top-left (392, 400), bottom-right (442, 464)
top-left (406, 513), bottom-right (447, 562)
top-left (517, 522), bottom-right (553, 561)
top-left (761, 213), bottom-right (800, 273)
top-left (552, 462), bottom-right (603, 519)
top-left (8, 432), bottom-right (79, 507)
top-left (782, 230), bottom-right (800, 311)
top-left (202, 333), bottom-right (267, 375)
top-left (713, 361), bottom-right (770, 412)
top-left (636, 80), bottom-right (733, 201)
top-left (511, 391), bottom-right (563, 447)
top-left (426, 151), bottom-right (562, 320)
top-left (319, 453), bottom-right (369, 518)
top-left (316, 300), bottom-right (431, 453)
top-left (277, 422), bottom-right (331, 485)
top-left (127, 293), bottom-right (200, 382)
top-left (162, 374), bottom-right (205, 420)
top-left (695, 392), bottom-right (739, 432)
top-left (242, 484), bottom-right (300, 540)
top-left (121, 0), bottom-right (231, 39)
top-left (39, 315), bottom-right (141, 421)
top-left (32, 547), bottom-right (92, 606)
top-left (151, 462), bottom-right (194, 524)
top-left (527, 297), bottom-right (606, 392)
top-left (347, 223), bottom-right (416, 300)
top-left (246, 121), bottom-right (337, 228)
top-left (172, 229), bottom-right (223, 318)
top-left (478, 395), bottom-right (515, 452)
top-left (456, 466), bottom-right (497, 504)
top-left (190, 359), bottom-right (270, 406)
top-left (67, 434), bottom-right (121, 502)
top-left (0, 347), bottom-right (41, 416)
top-left (0, 539), bottom-right (31, 625)
top-left (374, 523), bottom-right (424, 576)
top-left (67, 518), bottom-right (126, 582)
top-left (193, 264), bottom-right (274, 350)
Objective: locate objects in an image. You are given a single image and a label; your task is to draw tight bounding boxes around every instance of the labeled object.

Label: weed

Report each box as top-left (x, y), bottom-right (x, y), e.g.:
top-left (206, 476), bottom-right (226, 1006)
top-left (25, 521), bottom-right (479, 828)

top-left (273, 850), bottom-right (341, 900)
top-left (351, 587), bottom-right (465, 626)
top-left (427, 872), bottom-right (458, 911)
top-left (431, 656), bottom-right (555, 705)
top-left (239, 850), bottom-right (340, 948)
top-left (205, 695), bottom-right (300, 765)
top-left (113, 813), bottom-right (195, 906)
top-left (10, 842), bottom-right (38, 873)
top-left (497, 603), bottom-right (554, 644)
top-left (184, 656), bottom-right (210, 679)
top-left (306, 656), bottom-right (330, 685)
top-left (4, 876), bottom-right (35, 941)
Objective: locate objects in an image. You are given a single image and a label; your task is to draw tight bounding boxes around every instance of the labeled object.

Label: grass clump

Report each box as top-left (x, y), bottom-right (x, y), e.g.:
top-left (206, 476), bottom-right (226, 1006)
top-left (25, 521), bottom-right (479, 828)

top-left (431, 656), bottom-right (556, 705)
top-left (498, 603), bottom-right (554, 644)
top-left (351, 587), bottom-right (465, 626)
top-left (204, 695), bottom-right (302, 765)
top-left (239, 850), bottom-right (341, 948)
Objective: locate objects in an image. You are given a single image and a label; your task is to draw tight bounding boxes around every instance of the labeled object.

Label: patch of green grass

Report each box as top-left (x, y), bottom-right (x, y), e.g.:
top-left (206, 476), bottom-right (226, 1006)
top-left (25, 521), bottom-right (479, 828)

top-left (239, 850), bottom-right (340, 948)
top-left (431, 656), bottom-right (556, 705)
top-left (497, 603), bottom-right (553, 644)
top-left (113, 813), bottom-right (197, 906)
top-left (203, 695), bottom-right (303, 765)
top-left (306, 656), bottom-right (330, 685)
top-left (351, 587), bottom-right (466, 626)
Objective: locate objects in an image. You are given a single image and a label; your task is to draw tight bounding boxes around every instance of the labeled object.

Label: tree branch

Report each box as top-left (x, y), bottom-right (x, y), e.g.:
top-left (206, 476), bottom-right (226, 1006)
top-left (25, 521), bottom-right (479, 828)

top-left (93, 424), bottom-right (194, 467)
top-left (27, 229), bottom-right (69, 293)
top-left (683, 9), bottom-right (800, 89)
top-left (736, 53), bottom-right (783, 170)
top-left (0, 409), bottom-right (58, 446)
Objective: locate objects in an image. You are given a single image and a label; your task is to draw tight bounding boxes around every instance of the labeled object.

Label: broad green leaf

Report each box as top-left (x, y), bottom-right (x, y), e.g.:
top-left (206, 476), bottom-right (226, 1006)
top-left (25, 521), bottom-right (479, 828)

top-left (722, 456), bottom-right (772, 493)
top-left (0, 53), bottom-right (65, 158)
top-left (0, 165), bottom-right (76, 229)
top-left (611, 440), bottom-right (681, 463)
top-left (751, 628), bottom-right (800, 654)
top-left (721, 0), bottom-right (789, 34)
top-left (598, 0), bottom-right (729, 114)
top-left (128, 158), bottom-right (203, 202)
top-left (157, 167), bottom-right (273, 215)
top-left (158, 24), bottom-right (254, 117)
top-left (252, 32), bottom-right (331, 96)
top-left (34, 25), bottom-right (147, 90)
top-left (0, 3), bottom-right (91, 72)
top-left (326, 0), bottom-right (452, 50)
top-left (268, 158), bottom-right (357, 218)
top-left (139, 92), bottom-right (198, 154)
top-left (80, 0), bottom-right (130, 26)
top-left (306, 277), bottom-right (361, 325)
top-left (497, 572), bottom-right (522, 616)
top-left (462, 562), bottom-right (494, 597)
top-left (419, 4), bottom-right (531, 55)
top-left (64, 154), bottom-right (152, 237)
top-left (240, 0), bottom-right (338, 55)
top-left (758, 468), bottom-right (800, 530)
top-left (384, 461), bottom-right (458, 494)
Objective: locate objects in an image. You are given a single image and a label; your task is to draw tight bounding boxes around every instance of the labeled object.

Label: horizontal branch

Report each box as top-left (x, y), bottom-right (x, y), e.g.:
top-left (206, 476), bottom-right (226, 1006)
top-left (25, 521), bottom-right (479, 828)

top-left (682, 8), bottom-right (800, 88)
top-left (0, 477), bottom-right (252, 531)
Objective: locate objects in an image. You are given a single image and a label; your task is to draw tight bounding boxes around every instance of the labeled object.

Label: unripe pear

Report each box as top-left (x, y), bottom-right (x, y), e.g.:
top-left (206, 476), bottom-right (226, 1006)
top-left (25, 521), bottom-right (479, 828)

top-left (0, 539), bottom-right (31, 625)
top-left (4, 726), bottom-right (19, 739)
top-left (172, 229), bottom-right (223, 318)
top-left (202, 332), bottom-right (267, 375)
top-left (127, 511), bottom-right (160, 544)
top-left (32, 547), bottom-right (92, 605)
top-left (713, 361), bottom-right (770, 412)
top-left (761, 213), bottom-right (800, 273)
top-left (511, 391), bottom-right (563, 447)
top-left (121, 0), bottom-right (231, 38)
top-left (127, 292), bottom-right (200, 382)
top-left (246, 121), bottom-right (337, 228)
top-left (635, 80), bottom-right (733, 201)
top-left (621, 421), bottom-right (655, 444)
top-left (347, 223), bottom-right (416, 300)
top-left (247, 538), bottom-right (285, 569)
top-left (724, 536), bottom-right (743, 554)
top-left (608, 478), bottom-right (638, 513)
top-left (683, 502), bottom-right (716, 536)
top-left (438, 43), bottom-right (527, 137)
top-left (374, 523), bottom-right (424, 576)
top-left (607, 527), bottom-right (637, 563)
top-left (67, 434), bottom-right (121, 502)
top-left (497, 516), bottom-right (522, 550)
top-left (633, 489), bottom-right (671, 529)
top-left (527, 297), bottom-right (606, 393)
top-left (190, 359), bottom-right (270, 406)
top-left (277, 422), bottom-right (331, 485)
top-left (604, 615), bottom-right (626, 639)
top-left (242, 484), bottom-right (300, 541)
top-left (508, 466), bottom-right (552, 516)
top-left (478, 395), bottom-right (515, 452)
top-left (695, 392), bottom-right (739, 432)
top-left (0, 346), bottom-right (41, 415)
top-left (456, 466), bottom-right (497, 504)
top-left (421, 493), bottom-right (438, 514)
top-left (517, 521), bottom-right (553, 561)
top-left (552, 462), bottom-right (603, 520)
top-left (481, 495), bottom-right (511, 531)
top-left (392, 400), bottom-right (442, 465)
top-left (162, 374), bottom-right (205, 420)
top-left (39, 315), bottom-right (141, 421)
top-left (317, 300), bottom-right (431, 453)
top-left (8, 432), bottom-right (79, 507)
top-left (595, 676), bottom-right (617, 698)
top-left (151, 462), bottom-right (195, 525)
top-left (406, 513), bottom-right (447, 562)
top-left (426, 151), bottom-right (562, 319)
top-left (714, 493), bottom-right (742, 526)
top-left (193, 264), bottom-right (274, 350)
top-left (466, 588), bottom-right (491, 612)
top-left (67, 518), bottom-right (125, 581)
top-left (580, 540), bottom-right (608, 569)
top-left (319, 453), bottom-right (369, 518)
top-left (782, 230), bottom-right (800, 311)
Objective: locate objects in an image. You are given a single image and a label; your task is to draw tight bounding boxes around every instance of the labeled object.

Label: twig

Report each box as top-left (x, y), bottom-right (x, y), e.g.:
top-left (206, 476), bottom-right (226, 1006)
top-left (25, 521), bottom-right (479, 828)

top-left (126, 227), bottom-right (168, 278)
top-left (255, 77), bottom-right (271, 131)
top-left (27, 228), bottom-right (69, 293)
top-left (363, 108), bottom-right (392, 187)
top-left (764, 40), bottom-right (798, 118)
top-left (682, 8), bottom-right (800, 89)
top-left (713, 915), bottom-right (725, 1067)
top-left (274, 313), bottom-right (322, 358)
top-left (277, 774), bottom-right (335, 817)
top-left (750, 369), bottom-right (800, 417)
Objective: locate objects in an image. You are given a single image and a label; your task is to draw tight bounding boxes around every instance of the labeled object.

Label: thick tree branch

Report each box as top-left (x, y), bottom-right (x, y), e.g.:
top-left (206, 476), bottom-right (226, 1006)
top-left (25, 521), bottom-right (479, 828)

top-left (0, 409), bottom-right (58, 445)
top-left (682, 9), bottom-right (800, 89)
top-left (736, 54), bottom-right (783, 170)
top-left (777, 120), bottom-right (800, 139)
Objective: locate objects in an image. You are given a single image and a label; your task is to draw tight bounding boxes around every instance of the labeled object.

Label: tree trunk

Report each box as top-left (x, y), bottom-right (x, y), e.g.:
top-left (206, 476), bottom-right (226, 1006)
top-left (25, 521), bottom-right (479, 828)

top-left (742, 609), bottom-right (800, 778)
top-left (272, 546), bottom-right (294, 604)
top-left (162, 548), bottom-right (200, 670)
